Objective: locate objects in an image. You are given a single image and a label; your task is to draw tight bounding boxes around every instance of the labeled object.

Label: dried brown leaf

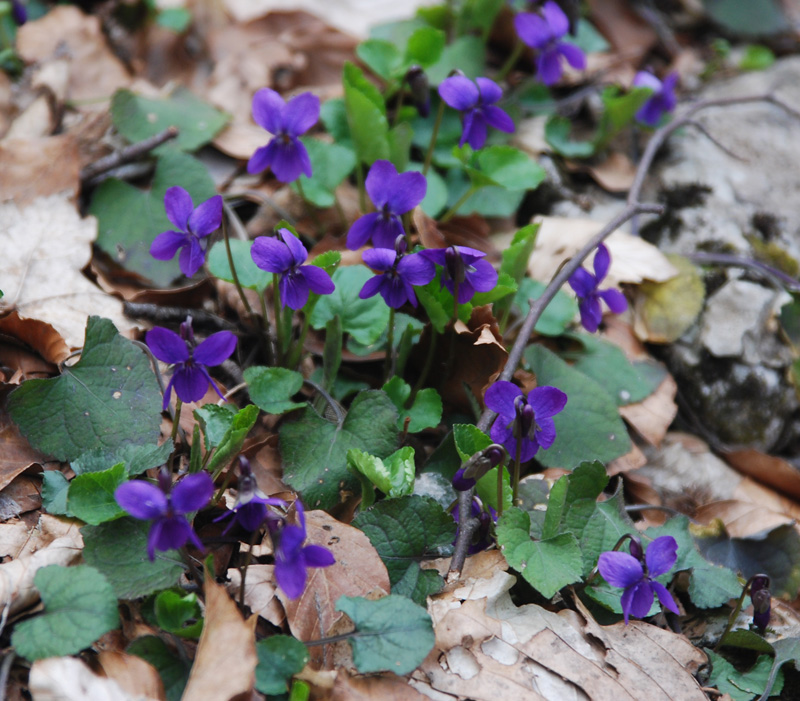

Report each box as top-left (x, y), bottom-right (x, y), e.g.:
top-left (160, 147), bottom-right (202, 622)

top-left (97, 650), bottom-right (166, 701)
top-left (0, 312), bottom-right (70, 367)
top-left (618, 372), bottom-right (678, 447)
top-left (0, 137), bottom-right (80, 206)
top-left (29, 657), bottom-right (155, 701)
top-left (564, 151), bottom-right (638, 193)
top-left (331, 669), bottom-right (428, 701)
top-left (723, 449), bottom-right (800, 502)
top-left (225, 564), bottom-right (284, 626)
top-left (694, 500), bottom-right (794, 538)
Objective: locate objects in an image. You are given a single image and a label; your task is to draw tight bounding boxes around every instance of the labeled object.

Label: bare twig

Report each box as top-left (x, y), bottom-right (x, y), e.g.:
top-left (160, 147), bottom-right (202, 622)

top-left (688, 251), bottom-right (800, 293)
top-left (80, 126), bottom-right (179, 183)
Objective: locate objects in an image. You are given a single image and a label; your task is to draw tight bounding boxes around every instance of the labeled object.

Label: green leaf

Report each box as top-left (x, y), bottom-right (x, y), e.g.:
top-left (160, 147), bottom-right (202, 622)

top-left (542, 460), bottom-right (608, 539)
top-left (205, 404), bottom-right (259, 475)
top-left (193, 404), bottom-right (236, 450)
top-left (462, 0), bottom-right (505, 32)
top-left (353, 495), bottom-right (455, 605)
top-left (82, 518), bottom-right (184, 599)
top-left (343, 62), bottom-right (389, 165)
top-left (452, 423), bottom-right (493, 462)
top-left (524, 344), bottom-right (631, 467)
top-left (255, 636), bottom-right (309, 695)
top-left (594, 86), bottom-right (652, 150)
top-left (702, 0), bottom-right (789, 38)
top-left (11, 565), bottom-right (119, 661)
top-left (562, 333), bottom-right (666, 406)
top-left (500, 224), bottom-right (539, 285)
top-left (67, 463), bottom-right (127, 525)
top-left (573, 18), bottom-right (610, 53)
top-left (335, 595), bottom-right (435, 675)
top-left (347, 447), bottom-right (415, 498)
top-left (153, 589), bottom-right (203, 638)
top-left (427, 36), bottom-right (485, 84)
top-left (545, 115), bottom-right (595, 158)
top-left (476, 465), bottom-right (513, 513)
top-left (382, 376), bottom-right (442, 433)
top-left (281, 390), bottom-right (398, 510)
top-left (111, 88), bottom-right (228, 153)
top-left (514, 278), bottom-right (579, 336)
top-left (356, 39), bottom-right (402, 81)
top-left (292, 139), bottom-right (357, 208)
top-left (410, 162), bottom-right (447, 218)
top-left (576, 485), bottom-right (637, 576)
top-left (41, 471), bottom-right (71, 516)
top-left (471, 271), bottom-right (517, 306)
top-left (476, 146), bottom-right (546, 190)
top-left (320, 98), bottom-right (350, 143)
top-left (71, 441), bottom-right (174, 477)
top-left (706, 649), bottom-right (783, 701)
top-left (644, 516), bottom-right (741, 609)
top-left (91, 150), bottom-right (217, 286)
top-left (496, 507), bottom-right (583, 598)
top-left (7, 317), bottom-right (162, 462)
top-left (244, 366), bottom-right (305, 415)
top-left (310, 265), bottom-right (391, 346)
top-left (405, 27), bottom-right (445, 67)
top-left (740, 44), bottom-right (776, 71)
top-left (128, 636), bottom-right (190, 701)
top-left (156, 7), bottom-right (192, 33)
top-left (388, 121), bottom-right (413, 171)
top-left (207, 239), bottom-right (271, 291)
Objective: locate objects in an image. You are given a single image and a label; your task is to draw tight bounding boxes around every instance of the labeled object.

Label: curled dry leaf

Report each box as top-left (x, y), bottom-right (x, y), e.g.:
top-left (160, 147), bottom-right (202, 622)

top-left (97, 650), bottom-right (166, 701)
top-left (278, 509), bottom-right (390, 668)
top-left (0, 311), bottom-right (70, 367)
top-left (226, 564), bottom-right (285, 627)
top-left (181, 571), bottom-right (258, 701)
top-left (29, 656), bottom-right (157, 701)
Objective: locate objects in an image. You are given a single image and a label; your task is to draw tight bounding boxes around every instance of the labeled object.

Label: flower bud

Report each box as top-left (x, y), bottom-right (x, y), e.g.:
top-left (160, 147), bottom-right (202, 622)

top-left (628, 538), bottom-right (643, 562)
top-left (179, 316), bottom-right (195, 345)
top-left (157, 467), bottom-right (172, 495)
top-left (444, 246), bottom-right (466, 285)
top-left (750, 575), bottom-right (771, 632)
top-left (406, 65), bottom-right (430, 118)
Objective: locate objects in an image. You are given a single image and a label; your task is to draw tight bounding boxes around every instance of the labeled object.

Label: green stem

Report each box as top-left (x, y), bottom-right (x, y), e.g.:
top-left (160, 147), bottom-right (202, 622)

top-left (496, 464), bottom-right (504, 518)
top-left (286, 312), bottom-right (311, 369)
top-left (384, 308), bottom-right (395, 382)
top-left (496, 41), bottom-right (525, 82)
top-left (259, 291), bottom-right (275, 366)
top-left (511, 437), bottom-right (522, 505)
top-left (714, 574), bottom-right (761, 652)
top-left (271, 284), bottom-right (285, 366)
top-left (392, 80), bottom-right (407, 128)
top-left (440, 186), bottom-right (477, 223)
top-left (408, 329), bottom-right (438, 406)
top-left (171, 399), bottom-right (183, 444)
top-left (423, 100), bottom-right (446, 176)
top-left (356, 163), bottom-right (367, 213)
top-left (221, 213), bottom-right (254, 317)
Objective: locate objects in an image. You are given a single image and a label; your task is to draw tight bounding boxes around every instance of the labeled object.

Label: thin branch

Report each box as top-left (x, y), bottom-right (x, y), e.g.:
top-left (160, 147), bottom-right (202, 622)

top-left (688, 251), bottom-right (800, 293)
top-left (80, 126), bottom-right (179, 183)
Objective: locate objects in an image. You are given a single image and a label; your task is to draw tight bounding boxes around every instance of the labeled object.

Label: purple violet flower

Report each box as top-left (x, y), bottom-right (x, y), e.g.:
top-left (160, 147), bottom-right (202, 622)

top-left (453, 445), bottom-right (506, 491)
top-left (514, 1), bottom-right (586, 86)
top-left (359, 245), bottom-right (436, 309)
top-left (247, 88), bottom-right (320, 183)
top-left (484, 381), bottom-right (567, 462)
top-left (419, 245), bottom-right (498, 304)
top-left (633, 71), bottom-right (678, 127)
top-left (147, 318), bottom-right (237, 410)
top-left (346, 161), bottom-right (427, 250)
top-left (567, 243), bottom-right (627, 333)
top-left (214, 457), bottom-right (286, 533)
top-left (438, 76), bottom-right (515, 150)
top-left (273, 501), bottom-right (335, 599)
top-left (750, 575), bottom-right (771, 633)
top-left (11, 0), bottom-right (26, 24)
top-left (115, 470), bottom-right (214, 561)
top-left (251, 228), bottom-right (335, 309)
top-left (598, 536), bottom-right (680, 625)
top-left (150, 187), bottom-right (223, 279)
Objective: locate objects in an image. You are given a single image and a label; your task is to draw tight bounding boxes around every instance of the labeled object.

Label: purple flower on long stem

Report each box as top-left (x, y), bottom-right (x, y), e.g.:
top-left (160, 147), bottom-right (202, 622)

top-left (247, 88), bottom-right (320, 183)
top-left (251, 228), bottom-right (335, 309)
top-left (484, 381), bottom-right (567, 462)
top-left (633, 71), bottom-right (678, 127)
top-left (438, 76), bottom-right (515, 150)
top-left (150, 187), bottom-right (223, 278)
top-left (419, 245), bottom-right (498, 304)
top-left (346, 161), bottom-right (427, 250)
top-left (567, 243), bottom-right (627, 333)
top-left (115, 470), bottom-right (214, 561)
top-left (147, 318), bottom-right (237, 410)
top-left (514, 1), bottom-right (586, 85)
top-left (359, 246), bottom-right (435, 308)
top-left (273, 501), bottom-right (335, 598)
top-left (214, 457), bottom-right (286, 533)
top-left (598, 536), bottom-right (680, 625)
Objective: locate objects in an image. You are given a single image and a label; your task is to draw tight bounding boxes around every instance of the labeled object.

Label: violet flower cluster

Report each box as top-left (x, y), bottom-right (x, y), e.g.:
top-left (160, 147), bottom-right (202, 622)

top-left (567, 243), bottom-right (627, 333)
top-left (633, 71), bottom-right (679, 127)
top-left (598, 536), bottom-right (680, 624)
top-left (150, 186), bottom-right (223, 279)
top-left (420, 245), bottom-right (498, 304)
top-left (514, 1), bottom-right (586, 85)
top-left (359, 240), bottom-right (435, 309)
top-left (438, 76), bottom-right (514, 150)
top-left (147, 318), bottom-right (237, 410)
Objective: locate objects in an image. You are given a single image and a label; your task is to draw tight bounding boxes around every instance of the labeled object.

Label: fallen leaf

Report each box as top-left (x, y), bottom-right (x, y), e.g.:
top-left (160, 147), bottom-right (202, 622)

top-left (733, 478), bottom-right (800, 522)
top-left (4, 96), bottom-right (57, 140)
top-left (0, 475), bottom-right (42, 519)
top-left (694, 500), bottom-right (794, 538)
top-left (607, 442), bottom-right (647, 476)
top-left (586, 0), bottom-right (659, 69)
top-left (723, 449), bottom-right (800, 502)
top-left (0, 137), bottom-right (80, 206)
top-left (226, 565), bottom-right (285, 626)
top-left (564, 151), bottom-right (638, 193)
top-left (0, 389), bottom-right (52, 493)
top-left (29, 657), bottom-right (155, 701)
top-left (331, 669), bottom-right (428, 700)
top-left (0, 312), bottom-right (70, 366)
top-left (182, 570), bottom-right (258, 701)
top-left (618, 372), bottom-right (678, 447)
top-left (97, 650), bottom-right (166, 701)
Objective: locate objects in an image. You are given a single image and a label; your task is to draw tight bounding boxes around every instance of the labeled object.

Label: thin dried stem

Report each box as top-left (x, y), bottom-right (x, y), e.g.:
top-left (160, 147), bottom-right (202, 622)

top-left (80, 126), bottom-right (179, 183)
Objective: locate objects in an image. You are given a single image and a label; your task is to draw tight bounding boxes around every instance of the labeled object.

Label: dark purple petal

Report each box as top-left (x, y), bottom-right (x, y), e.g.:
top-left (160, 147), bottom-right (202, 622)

top-left (178, 237), bottom-right (206, 278)
top-left (516, 436), bottom-right (539, 462)
top-left (198, 365), bottom-right (226, 403)
top-left (171, 472), bottom-right (214, 514)
top-left (275, 556), bottom-right (306, 598)
top-left (514, 12), bottom-right (551, 49)
top-left (150, 231), bottom-right (187, 261)
top-left (645, 536), bottom-right (678, 577)
top-left (650, 581), bottom-right (680, 616)
top-left (268, 139), bottom-right (306, 183)
top-left (543, 1), bottom-right (569, 38)
top-left (534, 417), bottom-right (557, 450)
top-left (362, 247), bottom-right (397, 272)
top-left (466, 258), bottom-right (498, 292)
top-left (599, 288), bottom-right (627, 314)
top-left (346, 212), bottom-right (380, 250)
top-left (483, 105), bottom-right (515, 134)
top-left (485, 381), bottom-right (522, 419)
top-left (365, 160), bottom-right (397, 208)
top-left (172, 365), bottom-right (210, 404)
top-left (359, 275), bottom-right (385, 301)
top-left (280, 271), bottom-right (311, 310)
top-left (11, 0), bottom-right (26, 24)
top-left (452, 468), bottom-right (476, 491)
top-left (247, 143), bottom-right (273, 175)
top-left (635, 99), bottom-right (664, 128)
top-left (579, 297), bottom-right (603, 333)
top-left (235, 502), bottom-right (268, 532)
top-left (147, 520), bottom-right (164, 560)
top-left (558, 42), bottom-right (586, 70)
top-left (194, 330), bottom-right (237, 366)
top-left (146, 327), bottom-right (189, 364)
top-left (402, 277), bottom-right (419, 305)
top-left (252, 235), bottom-right (295, 274)
top-left (301, 544), bottom-right (335, 568)
top-left (278, 229), bottom-right (309, 266)
top-left (568, 267), bottom-right (596, 298)
top-left (385, 171), bottom-right (427, 215)
top-left (370, 215), bottom-right (406, 250)
top-left (162, 374), bottom-right (178, 411)
top-left (381, 276), bottom-right (408, 308)
top-left (115, 481), bottom-right (167, 520)
top-left (489, 419), bottom-right (513, 452)
top-left (537, 49), bottom-right (563, 86)
top-left (455, 279), bottom-right (476, 304)
top-left (295, 138), bottom-right (313, 178)
top-left (397, 253), bottom-right (435, 286)
top-left (417, 247), bottom-right (446, 267)
top-left (153, 515), bottom-right (195, 553)
top-left (164, 186), bottom-right (193, 232)
top-left (528, 385), bottom-right (568, 419)
top-left (462, 111), bottom-right (488, 150)
top-left (599, 551), bottom-right (643, 588)
top-left (593, 243), bottom-right (611, 281)
top-left (633, 71), bottom-right (662, 91)
top-left (252, 88), bottom-right (285, 134)
top-left (627, 580), bottom-right (656, 619)
top-left (299, 265), bottom-right (335, 295)
top-left (439, 76), bottom-right (479, 111)
top-left (476, 77), bottom-right (503, 106)
top-left (188, 195), bottom-right (222, 237)
top-left (283, 92), bottom-right (320, 136)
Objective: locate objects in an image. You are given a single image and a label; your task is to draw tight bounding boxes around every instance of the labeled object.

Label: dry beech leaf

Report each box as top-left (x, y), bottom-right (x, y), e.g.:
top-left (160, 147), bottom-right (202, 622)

top-left (0, 475), bottom-right (43, 518)
top-left (723, 449), bottom-right (800, 502)
top-left (226, 565), bottom-right (285, 626)
top-left (4, 97), bottom-right (57, 140)
top-left (97, 650), bottom-right (166, 701)
top-left (0, 391), bottom-right (51, 492)
top-left (0, 137), bottom-right (80, 206)
top-left (585, 0), bottom-right (658, 69)
top-left (29, 656), bottom-right (154, 701)
top-left (331, 669), bottom-right (428, 701)
top-left (607, 442), bottom-right (647, 476)
top-left (732, 478), bottom-right (800, 522)
top-left (564, 151), bottom-right (638, 193)
top-left (278, 509), bottom-right (390, 668)
top-left (16, 6), bottom-right (131, 103)
top-left (0, 312), bottom-right (70, 366)
top-left (182, 573), bottom-right (257, 701)
top-left (1, 194), bottom-right (135, 349)
top-left (618, 372), bottom-right (678, 447)
top-left (693, 500), bottom-right (794, 538)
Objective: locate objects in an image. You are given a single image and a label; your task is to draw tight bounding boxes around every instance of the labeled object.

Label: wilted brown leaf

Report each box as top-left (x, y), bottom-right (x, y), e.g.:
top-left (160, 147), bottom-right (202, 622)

top-left (182, 570), bottom-right (258, 701)
top-left (619, 372), bottom-right (678, 447)
top-left (564, 151), bottom-right (638, 193)
top-left (97, 651), bottom-right (166, 701)
top-left (29, 657), bottom-right (156, 701)
top-left (0, 137), bottom-right (80, 206)
top-left (0, 392), bottom-right (51, 493)
top-left (226, 564), bottom-right (284, 626)
top-left (331, 669), bottom-right (428, 701)
top-left (694, 500), bottom-right (794, 538)
top-left (0, 312), bottom-right (69, 367)
top-left (723, 449), bottom-right (800, 502)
